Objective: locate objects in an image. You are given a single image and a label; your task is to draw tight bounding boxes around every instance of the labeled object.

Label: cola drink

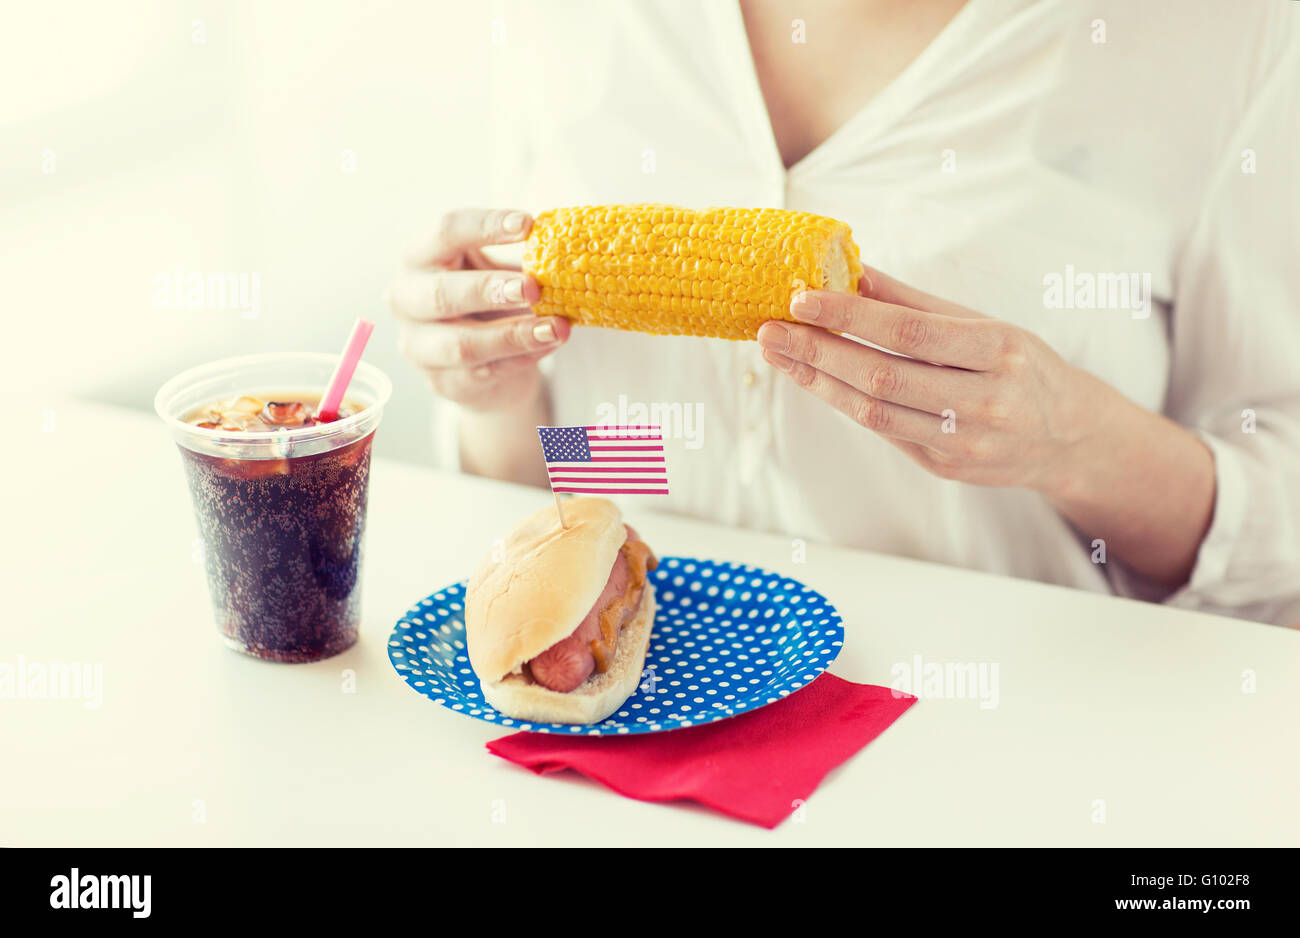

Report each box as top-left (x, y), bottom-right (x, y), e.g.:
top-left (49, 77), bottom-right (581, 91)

top-left (156, 355), bottom-right (392, 662)
top-left (180, 394), bottom-right (369, 661)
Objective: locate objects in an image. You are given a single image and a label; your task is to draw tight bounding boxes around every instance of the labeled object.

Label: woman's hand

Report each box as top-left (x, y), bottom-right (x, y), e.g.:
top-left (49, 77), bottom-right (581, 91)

top-left (757, 266), bottom-right (1215, 589)
top-left (387, 208), bottom-right (570, 414)
top-left (757, 269), bottom-right (1101, 494)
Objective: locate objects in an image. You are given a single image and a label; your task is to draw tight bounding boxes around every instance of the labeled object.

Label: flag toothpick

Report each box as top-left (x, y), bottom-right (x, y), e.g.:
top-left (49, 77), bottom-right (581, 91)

top-left (536, 425), bottom-right (671, 523)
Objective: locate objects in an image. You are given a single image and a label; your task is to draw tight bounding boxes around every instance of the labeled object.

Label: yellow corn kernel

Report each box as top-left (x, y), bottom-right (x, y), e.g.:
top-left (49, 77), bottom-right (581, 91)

top-left (522, 204), bottom-right (863, 341)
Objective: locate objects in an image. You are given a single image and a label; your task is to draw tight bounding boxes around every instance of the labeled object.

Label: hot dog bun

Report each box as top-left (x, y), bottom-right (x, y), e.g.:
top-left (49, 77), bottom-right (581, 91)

top-left (466, 497), bottom-right (627, 683)
top-left (479, 584), bottom-right (656, 725)
top-left (466, 496), bottom-right (657, 724)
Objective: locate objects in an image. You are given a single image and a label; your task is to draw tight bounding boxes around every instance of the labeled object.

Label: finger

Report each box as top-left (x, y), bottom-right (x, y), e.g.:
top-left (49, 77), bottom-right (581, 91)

top-left (398, 314), bottom-right (569, 369)
top-left (387, 269), bottom-right (540, 322)
top-left (464, 246), bottom-right (521, 272)
top-left (757, 321), bottom-right (980, 415)
top-left (762, 349), bottom-right (948, 447)
top-left (403, 208), bottom-right (532, 268)
top-left (426, 348), bottom-right (553, 398)
top-left (858, 265), bottom-right (986, 320)
top-left (790, 290), bottom-right (1007, 370)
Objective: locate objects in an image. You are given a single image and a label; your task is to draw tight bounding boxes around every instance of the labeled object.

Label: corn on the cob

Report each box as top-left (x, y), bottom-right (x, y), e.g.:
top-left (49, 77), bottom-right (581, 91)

top-left (522, 204), bottom-right (863, 341)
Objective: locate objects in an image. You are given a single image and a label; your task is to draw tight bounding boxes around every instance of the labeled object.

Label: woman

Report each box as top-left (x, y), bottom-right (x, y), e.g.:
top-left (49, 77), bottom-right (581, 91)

top-left (387, 0), bottom-right (1300, 625)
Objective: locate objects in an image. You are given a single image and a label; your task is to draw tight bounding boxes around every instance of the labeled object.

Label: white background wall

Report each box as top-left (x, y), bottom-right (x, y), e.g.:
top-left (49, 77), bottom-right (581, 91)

top-left (2, 0), bottom-right (510, 463)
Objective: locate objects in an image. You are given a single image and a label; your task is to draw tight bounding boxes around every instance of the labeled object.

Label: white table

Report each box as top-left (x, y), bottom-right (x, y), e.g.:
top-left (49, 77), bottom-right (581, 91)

top-left (4, 399), bottom-right (1298, 846)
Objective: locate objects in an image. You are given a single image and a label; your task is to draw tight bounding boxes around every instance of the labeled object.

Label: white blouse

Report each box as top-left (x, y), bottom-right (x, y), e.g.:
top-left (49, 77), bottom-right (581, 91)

top-left (439, 0), bottom-right (1300, 625)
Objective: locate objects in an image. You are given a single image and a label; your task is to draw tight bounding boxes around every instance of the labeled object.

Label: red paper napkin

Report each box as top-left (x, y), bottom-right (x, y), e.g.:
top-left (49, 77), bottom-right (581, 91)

top-left (486, 673), bottom-right (917, 829)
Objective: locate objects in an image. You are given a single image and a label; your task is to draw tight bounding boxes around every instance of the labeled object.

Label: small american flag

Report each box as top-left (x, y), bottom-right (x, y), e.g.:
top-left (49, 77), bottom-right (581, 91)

top-left (537, 425), bottom-right (670, 495)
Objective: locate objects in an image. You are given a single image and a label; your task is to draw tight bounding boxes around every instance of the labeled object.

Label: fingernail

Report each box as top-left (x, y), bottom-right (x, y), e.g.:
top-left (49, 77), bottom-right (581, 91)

top-left (472, 365), bottom-right (492, 380)
top-left (501, 277), bottom-right (524, 303)
top-left (532, 320), bottom-right (557, 344)
top-left (791, 292), bottom-right (821, 321)
top-left (502, 211), bottom-right (527, 234)
top-left (758, 322), bottom-right (790, 352)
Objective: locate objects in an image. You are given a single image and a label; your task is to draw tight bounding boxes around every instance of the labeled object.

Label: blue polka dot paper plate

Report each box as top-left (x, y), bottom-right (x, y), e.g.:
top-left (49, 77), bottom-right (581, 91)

top-left (387, 557), bottom-right (844, 735)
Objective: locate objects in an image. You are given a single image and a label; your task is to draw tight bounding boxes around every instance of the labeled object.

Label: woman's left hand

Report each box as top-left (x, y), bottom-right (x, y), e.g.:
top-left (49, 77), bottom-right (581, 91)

top-left (757, 267), bottom-right (1111, 497)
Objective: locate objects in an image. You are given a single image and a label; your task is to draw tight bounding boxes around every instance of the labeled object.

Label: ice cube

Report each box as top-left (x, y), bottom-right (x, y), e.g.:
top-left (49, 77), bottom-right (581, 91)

top-left (260, 401), bottom-right (312, 428)
top-left (215, 456), bottom-right (290, 480)
top-left (243, 458), bottom-right (291, 479)
top-left (230, 396), bottom-right (266, 416)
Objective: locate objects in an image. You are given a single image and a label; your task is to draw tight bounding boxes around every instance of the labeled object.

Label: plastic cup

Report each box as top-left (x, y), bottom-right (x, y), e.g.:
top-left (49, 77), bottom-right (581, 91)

top-left (155, 353), bottom-right (392, 662)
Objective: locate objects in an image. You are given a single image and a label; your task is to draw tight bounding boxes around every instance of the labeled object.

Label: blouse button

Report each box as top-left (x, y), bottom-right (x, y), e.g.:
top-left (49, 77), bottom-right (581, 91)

top-left (741, 369), bottom-right (757, 388)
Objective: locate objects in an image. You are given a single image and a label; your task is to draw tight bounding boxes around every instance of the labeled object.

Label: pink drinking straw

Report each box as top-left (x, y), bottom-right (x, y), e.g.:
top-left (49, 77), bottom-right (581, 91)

top-left (317, 317), bottom-right (375, 421)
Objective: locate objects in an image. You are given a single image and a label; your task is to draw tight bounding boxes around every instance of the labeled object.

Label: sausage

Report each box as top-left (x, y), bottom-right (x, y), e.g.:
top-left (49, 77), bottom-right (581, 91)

top-left (527, 543), bottom-right (633, 691)
top-left (527, 527), bottom-right (655, 692)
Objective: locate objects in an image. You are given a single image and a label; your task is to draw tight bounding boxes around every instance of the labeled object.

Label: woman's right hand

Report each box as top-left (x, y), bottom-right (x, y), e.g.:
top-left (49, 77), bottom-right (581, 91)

top-left (387, 208), bottom-right (571, 413)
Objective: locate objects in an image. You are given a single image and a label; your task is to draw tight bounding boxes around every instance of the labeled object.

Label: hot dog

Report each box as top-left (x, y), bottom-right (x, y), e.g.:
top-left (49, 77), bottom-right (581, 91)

top-left (527, 527), bottom-right (657, 692)
top-left (465, 497), bottom-right (660, 725)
